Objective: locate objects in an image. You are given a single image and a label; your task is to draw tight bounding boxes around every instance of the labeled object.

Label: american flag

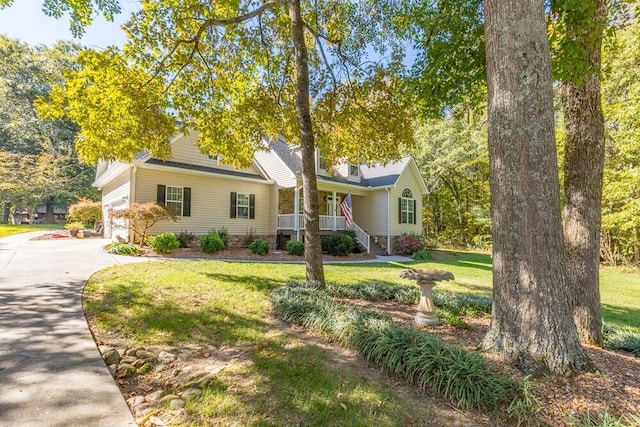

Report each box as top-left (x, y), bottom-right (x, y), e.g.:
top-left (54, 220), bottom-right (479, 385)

top-left (340, 192), bottom-right (353, 227)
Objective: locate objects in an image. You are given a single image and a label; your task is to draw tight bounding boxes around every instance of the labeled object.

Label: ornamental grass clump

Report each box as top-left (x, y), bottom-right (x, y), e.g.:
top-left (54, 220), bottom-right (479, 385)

top-left (603, 324), bottom-right (640, 356)
top-left (325, 281), bottom-right (420, 304)
top-left (104, 242), bottom-right (141, 256)
top-left (272, 283), bottom-right (519, 413)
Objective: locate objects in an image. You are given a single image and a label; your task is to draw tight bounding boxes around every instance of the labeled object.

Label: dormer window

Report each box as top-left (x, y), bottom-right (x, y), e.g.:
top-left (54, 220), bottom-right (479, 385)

top-left (207, 154), bottom-right (219, 161)
top-left (318, 151), bottom-right (328, 171)
top-left (349, 164), bottom-right (360, 177)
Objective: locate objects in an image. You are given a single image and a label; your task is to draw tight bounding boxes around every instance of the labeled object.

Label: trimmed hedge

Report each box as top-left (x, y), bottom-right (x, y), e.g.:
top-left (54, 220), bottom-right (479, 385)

top-left (272, 284), bottom-right (519, 412)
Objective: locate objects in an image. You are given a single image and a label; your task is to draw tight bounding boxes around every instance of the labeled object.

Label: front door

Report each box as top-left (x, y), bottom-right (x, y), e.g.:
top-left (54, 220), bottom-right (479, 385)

top-left (327, 196), bottom-right (341, 217)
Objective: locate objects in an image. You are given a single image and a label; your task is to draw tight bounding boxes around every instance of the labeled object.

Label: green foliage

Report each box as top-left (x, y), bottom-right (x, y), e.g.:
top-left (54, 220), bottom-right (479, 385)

top-left (177, 230), bottom-right (195, 248)
top-left (602, 325), bottom-right (640, 356)
top-left (104, 242), bottom-right (141, 256)
top-left (110, 202), bottom-right (177, 245)
top-left (272, 284), bottom-right (519, 412)
top-left (147, 232), bottom-right (180, 253)
top-left (64, 221), bottom-right (84, 235)
top-left (321, 233), bottom-right (354, 256)
top-left (411, 248), bottom-right (432, 260)
top-left (414, 115), bottom-right (491, 248)
top-left (67, 198), bottom-right (101, 227)
top-left (567, 406), bottom-right (640, 427)
top-left (507, 376), bottom-right (542, 424)
top-left (286, 240), bottom-right (305, 256)
top-left (324, 281), bottom-right (420, 305)
top-left (208, 227), bottom-right (229, 248)
top-left (249, 239), bottom-right (269, 256)
top-left (393, 232), bottom-right (424, 256)
top-left (244, 226), bottom-right (257, 247)
top-left (601, 15), bottom-right (640, 266)
top-left (199, 232), bottom-right (225, 254)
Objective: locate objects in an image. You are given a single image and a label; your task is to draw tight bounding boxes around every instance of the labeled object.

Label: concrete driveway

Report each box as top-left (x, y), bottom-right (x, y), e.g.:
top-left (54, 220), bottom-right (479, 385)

top-left (0, 232), bottom-right (149, 427)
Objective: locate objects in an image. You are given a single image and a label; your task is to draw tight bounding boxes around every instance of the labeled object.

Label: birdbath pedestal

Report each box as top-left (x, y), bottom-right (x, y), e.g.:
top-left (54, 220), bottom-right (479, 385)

top-left (400, 269), bottom-right (454, 326)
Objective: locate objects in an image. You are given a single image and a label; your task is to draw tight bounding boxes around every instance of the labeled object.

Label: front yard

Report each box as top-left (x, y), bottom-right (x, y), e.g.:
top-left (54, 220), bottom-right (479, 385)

top-left (83, 253), bottom-right (640, 426)
top-left (0, 223), bottom-right (61, 238)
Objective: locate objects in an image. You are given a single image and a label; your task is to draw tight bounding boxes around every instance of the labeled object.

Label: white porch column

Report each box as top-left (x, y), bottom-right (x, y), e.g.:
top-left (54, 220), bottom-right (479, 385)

top-left (332, 190), bottom-right (337, 231)
top-left (294, 186), bottom-right (300, 241)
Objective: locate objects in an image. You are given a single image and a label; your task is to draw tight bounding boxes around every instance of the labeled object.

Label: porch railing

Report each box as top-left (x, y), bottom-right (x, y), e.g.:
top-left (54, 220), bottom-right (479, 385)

top-left (277, 214), bottom-right (371, 253)
top-left (278, 214), bottom-right (346, 231)
top-left (349, 222), bottom-right (370, 253)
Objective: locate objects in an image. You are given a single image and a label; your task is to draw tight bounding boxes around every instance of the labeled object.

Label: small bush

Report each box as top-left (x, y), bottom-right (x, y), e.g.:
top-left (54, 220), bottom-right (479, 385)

top-left (104, 242), bottom-right (141, 256)
top-left (177, 230), bottom-right (195, 248)
top-left (214, 227), bottom-right (229, 248)
top-left (340, 229), bottom-right (357, 241)
top-left (286, 240), bottom-right (305, 256)
top-left (67, 198), bottom-right (101, 227)
top-left (322, 233), bottom-right (354, 256)
top-left (245, 226), bottom-right (257, 247)
top-left (393, 232), bottom-right (424, 256)
top-left (412, 248), bottom-right (432, 260)
top-left (147, 232), bottom-right (180, 253)
top-left (64, 221), bottom-right (84, 236)
top-left (200, 233), bottom-right (225, 253)
top-left (249, 239), bottom-right (269, 255)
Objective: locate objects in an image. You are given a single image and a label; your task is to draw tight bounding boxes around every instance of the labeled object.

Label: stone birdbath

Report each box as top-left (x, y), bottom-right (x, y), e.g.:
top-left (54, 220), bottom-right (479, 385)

top-left (400, 269), bottom-right (454, 326)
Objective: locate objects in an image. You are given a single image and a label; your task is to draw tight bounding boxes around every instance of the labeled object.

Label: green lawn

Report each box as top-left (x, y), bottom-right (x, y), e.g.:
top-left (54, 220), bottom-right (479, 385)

top-left (0, 224), bottom-right (62, 238)
top-left (84, 254), bottom-right (639, 424)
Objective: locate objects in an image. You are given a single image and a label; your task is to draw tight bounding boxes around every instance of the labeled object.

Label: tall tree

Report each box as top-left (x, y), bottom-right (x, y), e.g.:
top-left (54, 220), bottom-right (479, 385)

top-left (37, 0), bottom-right (414, 287)
top-left (0, 36), bottom-right (98, 223)
top-left (403, 0), bottom-right (613, 346)
top-left (550, 0), bottom-right (608, 346)
top-left (482, 0), bottom-right (590, 375)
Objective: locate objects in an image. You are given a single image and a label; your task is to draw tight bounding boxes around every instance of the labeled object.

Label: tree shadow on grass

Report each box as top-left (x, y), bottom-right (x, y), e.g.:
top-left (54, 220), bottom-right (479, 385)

top-left (201, 272), bottom-right (302, 293)
top-left (601, 303), bottom-right (640, 331)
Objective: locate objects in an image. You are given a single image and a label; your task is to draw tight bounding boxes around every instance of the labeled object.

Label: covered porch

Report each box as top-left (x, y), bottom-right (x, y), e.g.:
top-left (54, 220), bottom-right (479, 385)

top-left (276, 187), bottom-right (370, 252)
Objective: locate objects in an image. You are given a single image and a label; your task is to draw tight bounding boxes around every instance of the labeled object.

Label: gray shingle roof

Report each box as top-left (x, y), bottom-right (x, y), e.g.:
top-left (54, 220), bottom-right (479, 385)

top-left (145, 158), bottom-right (267, 181)
top-left (268, 139), bottom-right (408, 188)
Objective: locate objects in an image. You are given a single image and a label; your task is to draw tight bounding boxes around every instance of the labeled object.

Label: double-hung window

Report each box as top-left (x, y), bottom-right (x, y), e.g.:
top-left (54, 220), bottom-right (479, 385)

top-left (399, 188), bottom-right (415, 224)
top-left (166, 186), bottom-right (183, 216)
top-left (157, 184), bottom-right (191, 217)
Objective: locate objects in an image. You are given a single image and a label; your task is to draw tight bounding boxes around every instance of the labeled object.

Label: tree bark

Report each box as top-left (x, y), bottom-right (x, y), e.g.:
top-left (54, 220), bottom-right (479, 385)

top-left (482, 0), bottom-right (590, 375)
top-left (560, 0), bottom-right (606, 347)
top-left (1, 202), bottom-right (10, 224)
top-left (45, 196), bottom-right (56, 224)
top-left (288, 0), bottom-right (326, 288)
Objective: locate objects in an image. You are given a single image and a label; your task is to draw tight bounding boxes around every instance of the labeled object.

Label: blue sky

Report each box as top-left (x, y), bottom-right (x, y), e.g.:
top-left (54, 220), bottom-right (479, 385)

top-left (0, 1), bottom-right (135, 48)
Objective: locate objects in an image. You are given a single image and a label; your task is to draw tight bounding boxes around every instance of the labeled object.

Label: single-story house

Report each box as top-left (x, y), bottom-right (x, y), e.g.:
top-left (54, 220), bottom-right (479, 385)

top-left (93, 133), bottom-right (427, 254)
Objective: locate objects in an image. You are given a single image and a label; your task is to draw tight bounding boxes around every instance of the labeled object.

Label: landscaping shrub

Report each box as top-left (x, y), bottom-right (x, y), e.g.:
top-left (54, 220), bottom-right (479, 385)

top-left (245, 227), bottom-right (257, 247)
top-left (321, 233), bottom-right (354, 256)
top-left (393, 232), bottom-right (424, 256)
top-left (64, 221), bottom-right (84, 236)
top-left (104, 242), bottom-right (141, 256)
top-left (325, 281), bottom-right (420, 304)
top-left (411, 248), bottom-right (432, 260)
top-left (200, 232), bottom-right (225, 253)
top-left (603, 325), bottom-right (640, 356)
top-left (249, 239), bottom-right (269, 255)
top-left (147, 232), bottom-right (180, 253)
top-left (272, 283), bottom-right (519, 413)
top-left (286, 240), bottom-right (305, 256)
top-left (214, 227), bottom-right (229, 248)
top-left (177, 230), bottom-right (195, 248)
top-left (67, 198), bottom-right (101, 227)
top-left (110, 202), bottom-right (177, 245)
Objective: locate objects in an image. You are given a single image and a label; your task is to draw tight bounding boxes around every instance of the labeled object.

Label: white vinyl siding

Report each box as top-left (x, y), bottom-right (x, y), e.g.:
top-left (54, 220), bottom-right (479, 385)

top-left (390, 169), bottom-right (423, 236)
top-left (171, 132), bottom-right (259, 174)
top-left (135, 167), bottom-right (275, 236)
top-left (352, 191), bottom-right (387, 235)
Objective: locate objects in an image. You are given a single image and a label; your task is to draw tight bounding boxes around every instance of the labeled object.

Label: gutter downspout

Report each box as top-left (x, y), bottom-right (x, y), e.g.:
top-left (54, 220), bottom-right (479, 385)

top-left (386, 188), bottom-right (392, 255)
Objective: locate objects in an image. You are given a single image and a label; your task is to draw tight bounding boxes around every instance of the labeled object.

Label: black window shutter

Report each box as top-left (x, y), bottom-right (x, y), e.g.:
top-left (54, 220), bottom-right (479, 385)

top-left (249, 194), bottom-right (255, 219)
top-left (157, 185), bottom-right (166, 206)
top-left (183, 187), bottom-right (191, 217)
top-left (398, 198), bottom-right (402, 224)
top-left (230, 192), bottom-right (237, 218)
top-left (412, 199), bottom-right (416, 224)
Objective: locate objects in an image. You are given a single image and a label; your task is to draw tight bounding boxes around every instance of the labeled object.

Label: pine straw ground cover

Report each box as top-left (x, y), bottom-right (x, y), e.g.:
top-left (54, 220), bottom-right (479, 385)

top-left (83, 255), bottom-right (640, 426)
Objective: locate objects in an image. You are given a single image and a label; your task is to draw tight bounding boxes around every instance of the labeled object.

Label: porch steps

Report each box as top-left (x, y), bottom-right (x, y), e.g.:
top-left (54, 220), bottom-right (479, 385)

top-left (367, 240), bottom-right (389, 256)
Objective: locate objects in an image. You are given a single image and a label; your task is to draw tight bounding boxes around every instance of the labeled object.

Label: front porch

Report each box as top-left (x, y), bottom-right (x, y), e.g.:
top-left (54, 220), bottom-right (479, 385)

top-left (276, 188), bottom-right (371, 252)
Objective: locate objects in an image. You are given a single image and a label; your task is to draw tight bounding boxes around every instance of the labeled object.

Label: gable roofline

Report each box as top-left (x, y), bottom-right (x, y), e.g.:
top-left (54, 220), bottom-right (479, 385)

top-left (138, 158), bottom-right (274, 184)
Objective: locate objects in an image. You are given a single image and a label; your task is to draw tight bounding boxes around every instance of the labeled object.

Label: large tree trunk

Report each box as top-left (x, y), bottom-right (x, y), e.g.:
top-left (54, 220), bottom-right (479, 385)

top-left (45, 196), bottom-right (56, 224)
top-left (560, 0), bottom-right (606, 347)
top-left (482, 0), bottom-right (591, 375)
top-left (2, 202), bottom-right (10, 224)
top-left (288, 0), bottom-right (326, 288)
